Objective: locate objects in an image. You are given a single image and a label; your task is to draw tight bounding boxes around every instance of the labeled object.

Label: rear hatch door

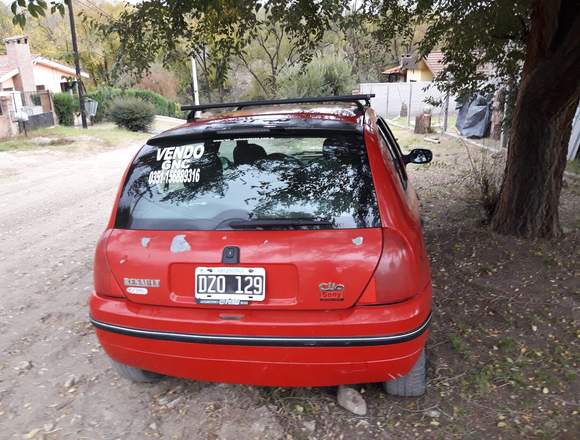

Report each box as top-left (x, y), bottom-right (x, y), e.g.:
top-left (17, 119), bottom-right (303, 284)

top-left (107, 228), bottom-right (382, 310)
top-left (108, 131), bottom-right (383, 310)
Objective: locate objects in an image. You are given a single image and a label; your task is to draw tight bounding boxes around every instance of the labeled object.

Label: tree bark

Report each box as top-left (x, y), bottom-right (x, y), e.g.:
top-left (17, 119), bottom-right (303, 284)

top-left (490, 0), bottom-right (580, 238)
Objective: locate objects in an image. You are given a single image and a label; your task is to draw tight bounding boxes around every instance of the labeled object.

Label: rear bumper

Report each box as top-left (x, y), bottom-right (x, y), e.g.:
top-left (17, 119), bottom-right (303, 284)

top-left (90, 285), bottom-right (431, 386)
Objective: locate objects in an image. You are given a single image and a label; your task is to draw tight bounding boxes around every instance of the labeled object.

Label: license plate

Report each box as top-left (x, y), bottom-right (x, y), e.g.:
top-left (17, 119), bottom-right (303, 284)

top-left (195, 267), bottom-right (266, 303)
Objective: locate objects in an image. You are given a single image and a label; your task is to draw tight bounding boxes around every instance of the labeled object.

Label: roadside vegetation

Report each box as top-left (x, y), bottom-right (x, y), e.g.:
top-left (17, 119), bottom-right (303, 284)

top-left (52, 92), bottom-right (78, 127)
top-left (0, 119), bottom-right (184, 153)
top-left (109, 97), bottom-right (155, 132)
top-left (0, 125), bottom-right (147, 152)
top-left (567, 159), bottom-right (580, 175)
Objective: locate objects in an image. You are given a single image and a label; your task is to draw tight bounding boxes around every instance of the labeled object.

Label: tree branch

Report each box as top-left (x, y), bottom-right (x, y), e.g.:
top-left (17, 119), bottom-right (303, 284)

top-left (238, 51), bottom-right (270, 97)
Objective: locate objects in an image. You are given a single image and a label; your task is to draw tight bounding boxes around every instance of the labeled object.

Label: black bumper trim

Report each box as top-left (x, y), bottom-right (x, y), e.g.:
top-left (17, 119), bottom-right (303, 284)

top-left (90, 312), bottom-right (431, 347)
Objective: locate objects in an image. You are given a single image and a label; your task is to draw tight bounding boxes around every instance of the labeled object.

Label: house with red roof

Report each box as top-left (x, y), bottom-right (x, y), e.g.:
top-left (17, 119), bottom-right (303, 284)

top-left (0, 35), bottom-right (91, 138)
top-left (0, 35), bottom-right (89, 93)
top-left (382, 51), bottom-right (446, 82)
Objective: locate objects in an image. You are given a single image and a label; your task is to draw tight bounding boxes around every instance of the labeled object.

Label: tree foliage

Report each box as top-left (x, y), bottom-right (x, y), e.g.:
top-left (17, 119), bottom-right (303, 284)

top-left (5, 1), bottom-right (555, 100)
top-left (4, 1), bottom-right (123, 88)
top-left (411, 1), bottom-right (532, 100)
top-left (279, 55), bottom-right (354, 98)
top-left (236, 20), bottom-right (304, 98)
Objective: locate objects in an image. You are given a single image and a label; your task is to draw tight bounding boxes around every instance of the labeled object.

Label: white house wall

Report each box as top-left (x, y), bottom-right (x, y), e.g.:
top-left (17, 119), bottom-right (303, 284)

top-left (0, 76), bottom-right (16, 91)
top-left (33, 63), bottom-right (72, 93)
top-left (360, 81), bottom-right (458, 119)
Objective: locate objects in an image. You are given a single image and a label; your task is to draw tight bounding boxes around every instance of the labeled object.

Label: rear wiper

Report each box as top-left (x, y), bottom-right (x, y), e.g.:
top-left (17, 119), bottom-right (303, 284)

top-left (228, 218), bottom-right (332, 229)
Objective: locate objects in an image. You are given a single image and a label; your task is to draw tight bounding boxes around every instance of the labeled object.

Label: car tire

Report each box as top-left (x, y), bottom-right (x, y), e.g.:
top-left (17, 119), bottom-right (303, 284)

top-left (384, 349), bottom-right (426, 397)
top-left (110, 359), bottom-right (163, 383)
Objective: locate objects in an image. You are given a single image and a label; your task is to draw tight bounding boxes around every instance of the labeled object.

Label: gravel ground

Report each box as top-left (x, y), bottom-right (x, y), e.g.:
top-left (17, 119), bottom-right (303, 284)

top-left (0, 126), bottom-right (578, 439)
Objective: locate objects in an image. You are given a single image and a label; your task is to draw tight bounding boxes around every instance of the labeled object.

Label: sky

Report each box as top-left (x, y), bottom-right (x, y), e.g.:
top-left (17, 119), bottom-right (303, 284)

top-left (1, 0), bottom-right (139, 5)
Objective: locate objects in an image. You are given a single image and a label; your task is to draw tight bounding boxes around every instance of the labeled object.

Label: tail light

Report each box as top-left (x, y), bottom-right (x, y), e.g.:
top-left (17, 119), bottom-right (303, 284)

top-left (94, 230), bottom-right (125, 298)
top-left (358, 229), bottom-right (421, 305)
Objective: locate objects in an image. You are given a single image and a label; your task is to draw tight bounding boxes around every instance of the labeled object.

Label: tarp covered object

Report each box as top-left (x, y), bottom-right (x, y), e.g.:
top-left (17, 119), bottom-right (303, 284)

top-left (456, 94), bottom-right (492, 138)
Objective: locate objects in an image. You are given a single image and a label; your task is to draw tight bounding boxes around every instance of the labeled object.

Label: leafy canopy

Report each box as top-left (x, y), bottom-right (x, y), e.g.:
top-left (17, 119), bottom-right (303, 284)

top-left (11, 0), bottom-right (535, 98)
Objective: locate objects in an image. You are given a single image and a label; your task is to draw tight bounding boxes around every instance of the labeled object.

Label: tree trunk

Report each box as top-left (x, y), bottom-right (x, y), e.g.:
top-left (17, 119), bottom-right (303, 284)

top-left (490, 88), bottom-right (505, 141)
top-left (490, 0), bottom-right (580, 238)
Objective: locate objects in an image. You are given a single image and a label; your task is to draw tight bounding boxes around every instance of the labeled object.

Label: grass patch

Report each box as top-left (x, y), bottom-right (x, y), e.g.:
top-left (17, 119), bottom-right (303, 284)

top-left (0, 138), bottom-right (33, 152)
top-left (0, 124), bottom-right (150, 152)
top-left (469, 365), bottom-right (493, 393)
top-left (566, 159), bottom-right (580, 175)
top-left (390, 128), bottom-right (428, 151)
top-left (497, 337), bottom-right (518, 354)
top-left (449, 333), bottom-right (469, 355)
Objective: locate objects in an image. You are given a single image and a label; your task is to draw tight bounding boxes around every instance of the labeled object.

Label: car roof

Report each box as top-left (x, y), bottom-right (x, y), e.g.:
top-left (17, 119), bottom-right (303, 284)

top-left (148, 103), bottom-right (367, 147)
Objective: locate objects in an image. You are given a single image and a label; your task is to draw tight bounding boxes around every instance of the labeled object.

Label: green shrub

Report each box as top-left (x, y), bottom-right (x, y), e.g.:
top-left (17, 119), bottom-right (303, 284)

top-left (53, 92), bottom-right (78, 126)
top-left (109, 97), bottom-right (155, 132)
top-left (126, 89), bottom-right (177, 117)
top-left (279, 55), bottom-right (355, 98)
top-left (85, 87), bottom-right (181, 123)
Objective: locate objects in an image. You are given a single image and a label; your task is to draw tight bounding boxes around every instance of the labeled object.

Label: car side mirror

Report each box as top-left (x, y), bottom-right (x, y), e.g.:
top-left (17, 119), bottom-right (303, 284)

top-left (404, 148), bottom-right (432, 165)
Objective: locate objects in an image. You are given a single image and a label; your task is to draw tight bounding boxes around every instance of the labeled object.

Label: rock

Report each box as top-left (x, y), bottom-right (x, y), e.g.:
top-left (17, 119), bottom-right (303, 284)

top-left (426, 409), bottom-right (441, 419)
top-left (337, 386), bottom-right (367, 416)
top-left (43, 423), bottom-right (54, 431)
top-left (293, 404), bottom-right (304, 414)
top-left (22, 428), bottom-right (41, 439)
top-left (64, 375), bottom-right (77, 389)
top-left (355, 420), bottom-right (370, 428)
top-left (157, 395), bottom-right (171, 405)
top-left (15, 361), bottom-right (33, 372)
top-left (166, 397), bottom-right (183, 409)
top-left (149, 422), bottom-right (158, 431)
top-left (302, 420), bottom-right (315, 433)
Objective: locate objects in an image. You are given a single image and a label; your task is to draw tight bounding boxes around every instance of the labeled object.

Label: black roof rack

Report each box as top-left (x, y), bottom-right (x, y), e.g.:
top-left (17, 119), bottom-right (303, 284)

top-left (182, 94), bottom-right (375, 120)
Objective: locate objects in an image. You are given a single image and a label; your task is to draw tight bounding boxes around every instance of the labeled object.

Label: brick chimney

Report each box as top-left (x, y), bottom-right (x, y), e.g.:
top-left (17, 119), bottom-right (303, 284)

top-left (4, 35), bottom-right (35, 92)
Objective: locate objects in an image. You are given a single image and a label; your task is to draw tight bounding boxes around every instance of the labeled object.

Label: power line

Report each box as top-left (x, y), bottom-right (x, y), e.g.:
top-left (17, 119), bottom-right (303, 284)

top-left (75, 0), bottom-right (115, 21)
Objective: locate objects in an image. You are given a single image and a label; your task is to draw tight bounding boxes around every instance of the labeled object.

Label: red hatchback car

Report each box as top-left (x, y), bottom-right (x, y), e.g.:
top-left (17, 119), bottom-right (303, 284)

top-left (90, 95), bottom-right (433, 396)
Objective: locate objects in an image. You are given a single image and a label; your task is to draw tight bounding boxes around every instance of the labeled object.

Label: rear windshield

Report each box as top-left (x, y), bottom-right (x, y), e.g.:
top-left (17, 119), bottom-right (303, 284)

top-left (115, 135), bottom-right (380, 230)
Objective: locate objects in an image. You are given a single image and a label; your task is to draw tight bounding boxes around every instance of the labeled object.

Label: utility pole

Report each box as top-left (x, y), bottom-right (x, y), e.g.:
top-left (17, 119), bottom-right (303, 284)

top-left (66, 0), bottom-right (87, 128)
top-left (191, 56), bottom-right (200, 105)
top-left (442, 91), bottom-right (450, 133)
top-left (407, 81), bottom-right (413, 127)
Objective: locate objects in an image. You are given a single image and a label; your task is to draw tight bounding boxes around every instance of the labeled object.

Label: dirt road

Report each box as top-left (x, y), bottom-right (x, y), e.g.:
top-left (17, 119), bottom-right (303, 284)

top-left (0, 140), bottom-right (286, 439)
top-left (1, 128), bottom-right (578, 439)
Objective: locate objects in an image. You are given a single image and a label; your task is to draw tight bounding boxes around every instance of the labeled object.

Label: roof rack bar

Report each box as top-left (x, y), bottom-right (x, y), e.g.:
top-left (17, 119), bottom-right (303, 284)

top-left (181, 94), bottom-right (375, 113)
